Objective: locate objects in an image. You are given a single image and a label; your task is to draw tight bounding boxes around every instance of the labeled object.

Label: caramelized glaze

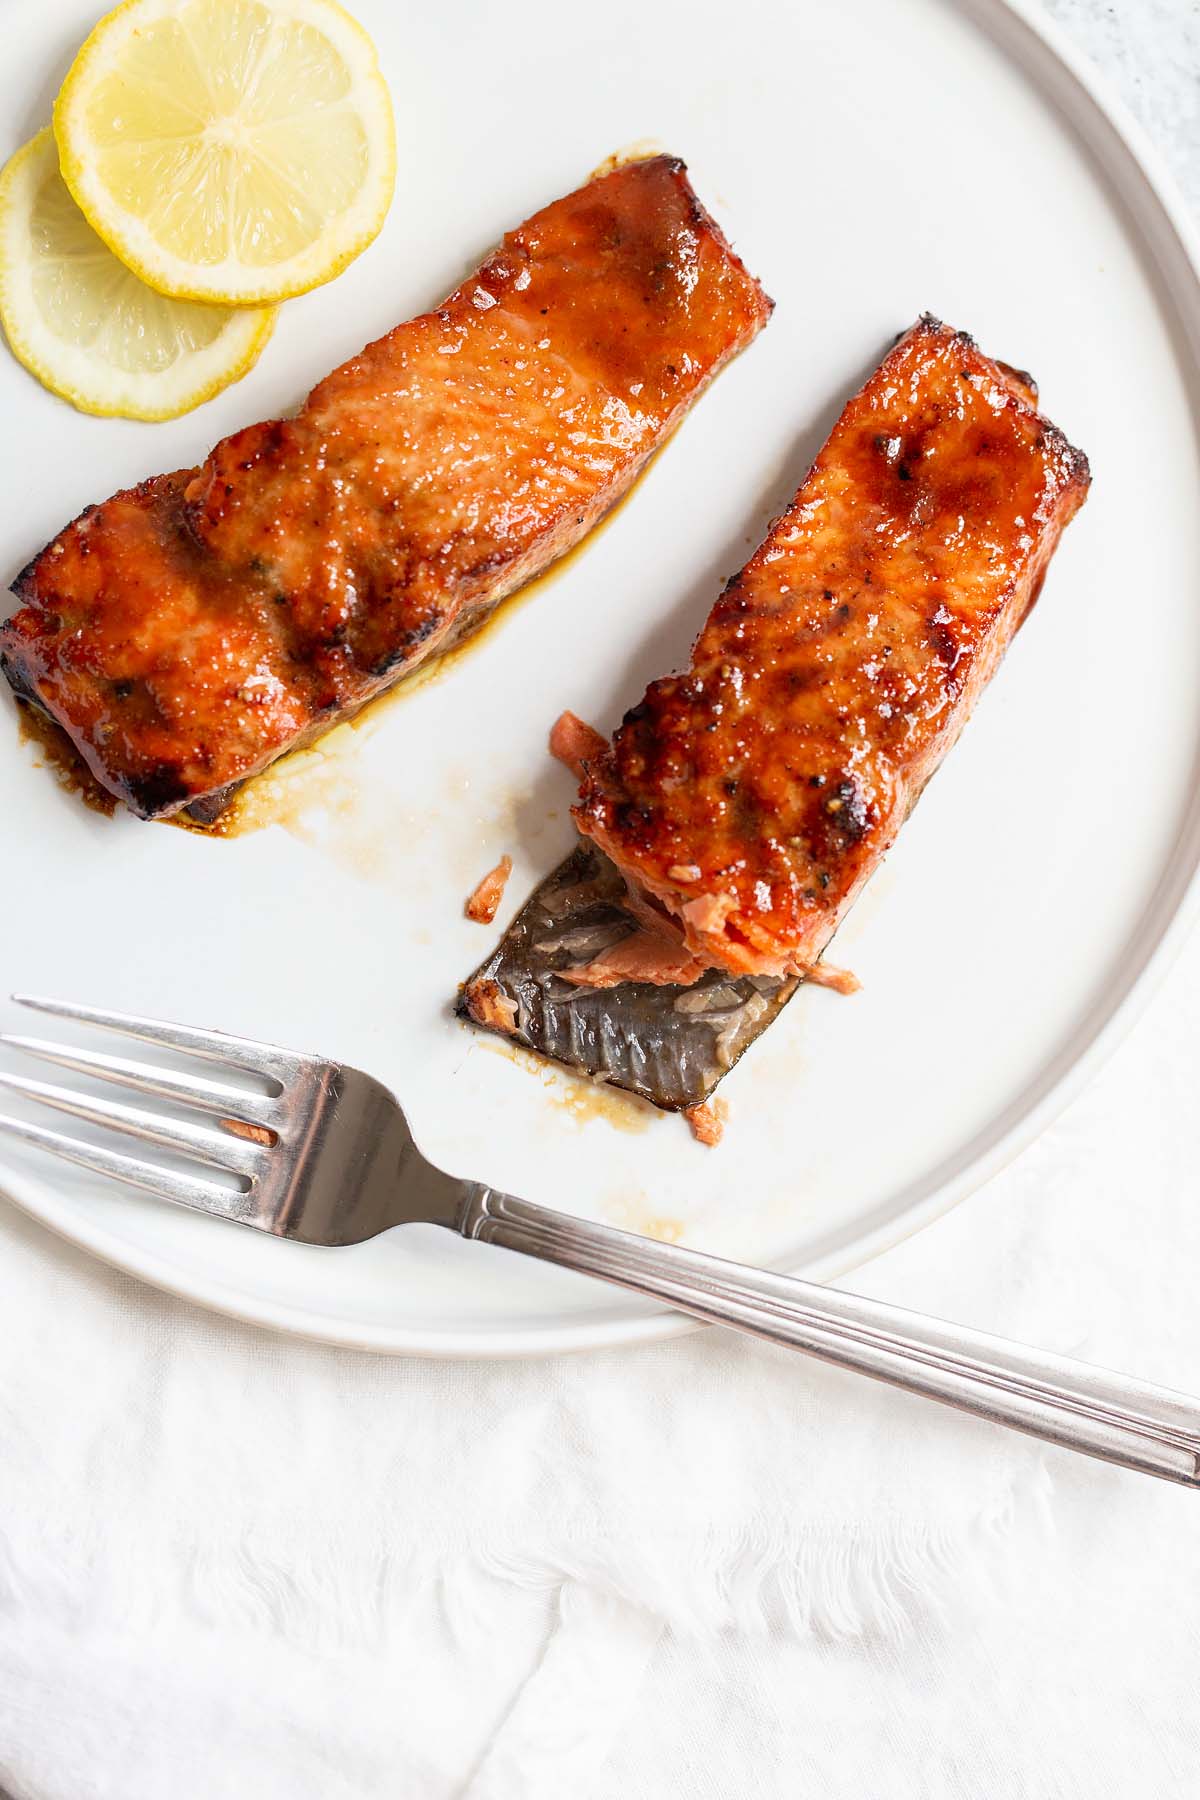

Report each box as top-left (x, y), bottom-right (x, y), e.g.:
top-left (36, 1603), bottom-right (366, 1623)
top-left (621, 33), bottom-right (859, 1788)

top-left (576, 316), bottom-right (1090, 977)
top-left (16, 701), bottom-right (116, 818)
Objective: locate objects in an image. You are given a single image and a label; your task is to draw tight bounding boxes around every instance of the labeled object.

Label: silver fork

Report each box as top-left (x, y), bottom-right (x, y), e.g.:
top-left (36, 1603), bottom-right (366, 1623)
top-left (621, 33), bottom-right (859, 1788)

top-left (0, 992), bottom-right (1197, 1487)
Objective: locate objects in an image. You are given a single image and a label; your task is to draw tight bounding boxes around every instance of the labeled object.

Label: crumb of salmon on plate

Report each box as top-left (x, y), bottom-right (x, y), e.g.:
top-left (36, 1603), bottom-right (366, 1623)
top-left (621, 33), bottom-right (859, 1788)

top-left (806, 961), bottom-right (861, 996)
top-left (465, 855), bottom-right (513, 924)
top-left (462, 976), bottom-right (519, 1034)
top-left (549, 711), bottom-right (609, 779)
top-left (683, 1101), bottom-right (725, 1147)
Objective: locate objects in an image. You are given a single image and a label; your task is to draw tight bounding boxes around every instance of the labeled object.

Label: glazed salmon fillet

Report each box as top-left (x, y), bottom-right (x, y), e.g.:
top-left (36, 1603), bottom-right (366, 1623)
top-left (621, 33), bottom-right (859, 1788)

top-left (573, 316), bottom-right (1090, 979)
top-left (1, 156), bottom-right (770, 821)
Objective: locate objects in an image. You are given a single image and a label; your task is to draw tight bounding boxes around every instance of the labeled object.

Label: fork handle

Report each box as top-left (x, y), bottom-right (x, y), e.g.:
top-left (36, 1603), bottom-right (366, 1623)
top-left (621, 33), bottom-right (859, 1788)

top-left (459, 1187), bottom-right (1200, 1487)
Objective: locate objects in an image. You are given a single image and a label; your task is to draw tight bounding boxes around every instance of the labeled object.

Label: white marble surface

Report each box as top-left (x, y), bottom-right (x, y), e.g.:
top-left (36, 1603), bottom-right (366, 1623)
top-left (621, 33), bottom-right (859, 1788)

top-left (1044, 0), bottom-right (1199, 212)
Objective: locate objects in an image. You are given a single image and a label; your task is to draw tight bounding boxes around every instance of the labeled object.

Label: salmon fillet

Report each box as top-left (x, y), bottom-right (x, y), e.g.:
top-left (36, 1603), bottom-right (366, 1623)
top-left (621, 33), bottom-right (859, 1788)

top-left (1, 156), bottom-right (770, 821)
top-left (573, 316), bottom-right (1090, 979)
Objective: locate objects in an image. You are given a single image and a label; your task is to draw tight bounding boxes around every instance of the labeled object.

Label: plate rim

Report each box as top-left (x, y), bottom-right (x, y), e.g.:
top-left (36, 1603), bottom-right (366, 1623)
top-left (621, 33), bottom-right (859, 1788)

top-left (2, 0), bottom-right (1199, 1357)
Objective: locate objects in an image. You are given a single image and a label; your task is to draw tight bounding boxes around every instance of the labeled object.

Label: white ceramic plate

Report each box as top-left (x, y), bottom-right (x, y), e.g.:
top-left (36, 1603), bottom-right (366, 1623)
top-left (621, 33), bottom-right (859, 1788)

top-left (1, 0), bottom-right (1197, 1355)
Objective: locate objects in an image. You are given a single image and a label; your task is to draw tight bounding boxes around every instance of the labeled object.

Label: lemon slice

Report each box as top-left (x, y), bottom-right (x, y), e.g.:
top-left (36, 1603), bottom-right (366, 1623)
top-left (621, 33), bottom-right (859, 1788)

top-left (54, 0), bottom-right (396, 306)
top-left (0, 129), bottom-right (274, 420)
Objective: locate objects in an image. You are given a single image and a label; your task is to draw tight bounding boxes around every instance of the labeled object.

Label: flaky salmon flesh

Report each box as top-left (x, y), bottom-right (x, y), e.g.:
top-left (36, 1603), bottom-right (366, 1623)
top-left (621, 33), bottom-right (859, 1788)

top-left (1, 156), bottom-right (770, 821)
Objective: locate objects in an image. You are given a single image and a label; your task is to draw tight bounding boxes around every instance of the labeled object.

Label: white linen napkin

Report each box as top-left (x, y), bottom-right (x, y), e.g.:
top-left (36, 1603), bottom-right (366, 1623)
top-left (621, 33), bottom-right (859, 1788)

top-left (0, 928), bottom-right (1197, 1800)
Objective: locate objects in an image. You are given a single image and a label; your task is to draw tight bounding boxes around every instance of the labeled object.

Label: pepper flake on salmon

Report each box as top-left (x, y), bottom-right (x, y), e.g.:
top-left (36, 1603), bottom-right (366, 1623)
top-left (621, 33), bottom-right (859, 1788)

top-left (1, 156), bottom-right (771, 822)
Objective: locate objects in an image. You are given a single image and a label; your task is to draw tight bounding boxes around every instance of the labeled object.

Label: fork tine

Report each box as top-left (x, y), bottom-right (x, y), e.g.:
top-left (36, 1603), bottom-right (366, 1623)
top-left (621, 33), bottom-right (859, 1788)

top-left (0, 1033), bottom-right (280, 1128)
top-left (0, 1070), bottom-right (269, 1177)
top-left (0, 1111), bottom-right (262, 1226)
top-left (11, 994), bottom-right (311, 1081)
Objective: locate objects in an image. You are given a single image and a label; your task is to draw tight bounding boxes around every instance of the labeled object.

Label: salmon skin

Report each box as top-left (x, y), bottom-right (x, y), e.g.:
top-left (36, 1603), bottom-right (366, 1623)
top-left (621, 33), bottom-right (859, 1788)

top-left (463, 317), bottom-right (1090, 1109)
top-left (461, 839), bottom-right (797, 1111)
top-left (1, 156), bottom-right (771, 822)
